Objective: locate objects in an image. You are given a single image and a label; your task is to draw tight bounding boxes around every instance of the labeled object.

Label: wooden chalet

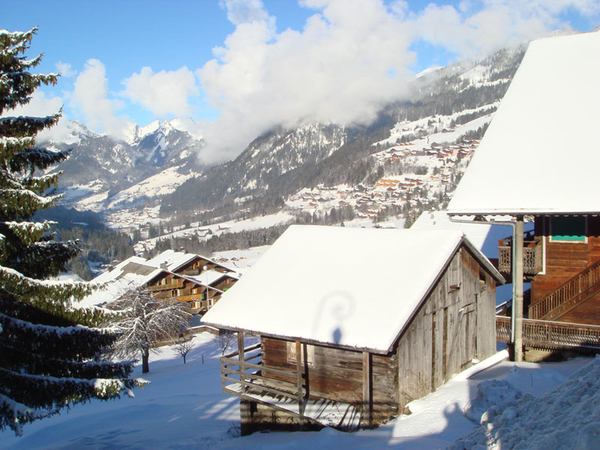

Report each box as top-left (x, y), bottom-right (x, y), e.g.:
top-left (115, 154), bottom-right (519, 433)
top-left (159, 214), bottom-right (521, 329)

top-left (447, 30), bottom-right (600, 360)
top-left (202, 225), bottom-right (503, 434)
top-left (146, 249), bottom-right (235, 278)
top-left (82, 251), bottom-right (237, 314)
top-left (146, 271), bottom-right (223, 314)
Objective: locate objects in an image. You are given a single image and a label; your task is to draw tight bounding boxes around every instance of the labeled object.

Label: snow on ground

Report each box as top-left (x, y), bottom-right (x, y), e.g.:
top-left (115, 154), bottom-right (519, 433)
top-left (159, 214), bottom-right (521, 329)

top-left (450, 355), bottom-right (600, 450)
top-left (1, 335), bottom-right (595, 450)
top-left (0, 333), bottom-right (240, 450)
top-left (106, 166), bottom-right (197, 210)
top-left (135, 212), bottom-right (295, 253)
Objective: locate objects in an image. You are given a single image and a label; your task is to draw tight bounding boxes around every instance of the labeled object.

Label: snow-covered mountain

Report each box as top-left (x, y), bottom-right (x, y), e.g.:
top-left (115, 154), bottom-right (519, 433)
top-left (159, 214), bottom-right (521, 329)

top-left (42, 119), bottom-right (205, 214)
top-left (158, 45), bottom-right (525, 225)
top-left (48, 45), bottom-right (525, 230)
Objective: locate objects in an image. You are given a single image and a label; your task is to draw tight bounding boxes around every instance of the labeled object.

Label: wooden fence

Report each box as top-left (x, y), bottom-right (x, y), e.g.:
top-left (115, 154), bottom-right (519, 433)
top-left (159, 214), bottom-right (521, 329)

top-left (496, 316), bottom-right (600, 351)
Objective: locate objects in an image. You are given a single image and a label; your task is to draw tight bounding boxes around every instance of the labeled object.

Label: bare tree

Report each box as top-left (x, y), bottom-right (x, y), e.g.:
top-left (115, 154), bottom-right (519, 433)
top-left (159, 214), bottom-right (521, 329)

top-left (175, 337), bottom-right (194, 364)
top-left (217, 329), bottom-right (237, 355)
top-left (107, 288), bottom-right (190, 373)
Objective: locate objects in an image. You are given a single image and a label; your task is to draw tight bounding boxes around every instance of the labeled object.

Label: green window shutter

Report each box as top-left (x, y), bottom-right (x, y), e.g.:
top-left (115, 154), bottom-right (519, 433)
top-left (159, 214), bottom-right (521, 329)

top-left (551, 216), bottom-right (586, 242)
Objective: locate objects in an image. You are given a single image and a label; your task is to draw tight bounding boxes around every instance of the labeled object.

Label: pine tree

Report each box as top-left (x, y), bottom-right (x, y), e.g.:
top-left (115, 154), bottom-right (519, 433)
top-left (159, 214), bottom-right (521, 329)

top-left (0, 28), bottom-right (143, 436)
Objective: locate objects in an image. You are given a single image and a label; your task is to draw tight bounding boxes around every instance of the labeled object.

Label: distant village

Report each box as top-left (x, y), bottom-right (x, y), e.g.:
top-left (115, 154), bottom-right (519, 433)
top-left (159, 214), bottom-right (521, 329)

top-left (286, 138), bottom-right (477, 224)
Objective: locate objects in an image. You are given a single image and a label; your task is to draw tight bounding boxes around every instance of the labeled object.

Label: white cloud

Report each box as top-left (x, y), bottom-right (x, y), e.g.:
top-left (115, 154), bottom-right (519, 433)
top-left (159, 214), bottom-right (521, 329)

top-left (219, 0), bottom-right (272, 25)
top-left (198, 0), bottom-right (415, 163)
top-left (123, 67), bottom-right (199, 118)
top-left (196, 0), bottom-right (600, 164)
top-left (412, 1), bottom-right (600, 59)
top-left (55, 61), bottom-right (77, 78)
top-left (0, 90), bottom-right (75, 143)
top-left (2, 90), bottom-right (63, 118)
top-left (70, 58), bottom-right (131, 139)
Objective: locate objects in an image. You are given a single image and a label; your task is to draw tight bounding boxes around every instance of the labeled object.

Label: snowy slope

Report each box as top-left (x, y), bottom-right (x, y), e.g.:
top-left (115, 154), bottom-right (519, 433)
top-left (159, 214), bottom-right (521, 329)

top-left (0, 336), bottom-right (595, 450)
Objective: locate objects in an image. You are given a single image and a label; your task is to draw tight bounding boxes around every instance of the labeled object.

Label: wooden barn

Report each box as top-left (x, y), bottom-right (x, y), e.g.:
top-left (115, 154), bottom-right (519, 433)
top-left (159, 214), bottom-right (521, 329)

top-left (202, 225), bottom-right (503, 434)
top-left (447, 30), bottom-right (600, 359)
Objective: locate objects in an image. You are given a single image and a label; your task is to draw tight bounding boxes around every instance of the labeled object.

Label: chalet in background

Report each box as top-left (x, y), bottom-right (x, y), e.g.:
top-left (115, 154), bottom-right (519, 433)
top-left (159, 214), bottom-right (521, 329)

top-left (447, 30), bottom-right (600, 360)
top-left (80, 250), bottom-right (238, 313)
top-left (202, 225), bottom-right (503, 434)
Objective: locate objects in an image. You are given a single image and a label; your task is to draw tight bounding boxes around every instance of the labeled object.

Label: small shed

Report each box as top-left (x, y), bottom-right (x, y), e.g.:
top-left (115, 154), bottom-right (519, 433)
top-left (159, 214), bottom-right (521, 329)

top-left (202, 225), bottom-right (504, 434)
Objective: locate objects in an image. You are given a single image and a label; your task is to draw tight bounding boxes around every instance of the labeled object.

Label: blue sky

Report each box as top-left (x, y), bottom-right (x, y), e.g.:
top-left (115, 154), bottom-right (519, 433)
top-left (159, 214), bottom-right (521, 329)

top-left (3, 0), bottom-right (599, 162)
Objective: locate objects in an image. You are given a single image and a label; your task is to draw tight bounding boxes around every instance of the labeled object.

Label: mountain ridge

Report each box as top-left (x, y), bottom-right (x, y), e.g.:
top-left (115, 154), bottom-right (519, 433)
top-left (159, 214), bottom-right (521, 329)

top-left (44, 44), bottom-right (526, 230)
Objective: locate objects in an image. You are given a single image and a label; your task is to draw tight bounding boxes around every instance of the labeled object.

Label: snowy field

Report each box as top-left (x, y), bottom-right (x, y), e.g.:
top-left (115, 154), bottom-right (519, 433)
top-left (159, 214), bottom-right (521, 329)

top-left (1, 333), bottom-right (597, 450)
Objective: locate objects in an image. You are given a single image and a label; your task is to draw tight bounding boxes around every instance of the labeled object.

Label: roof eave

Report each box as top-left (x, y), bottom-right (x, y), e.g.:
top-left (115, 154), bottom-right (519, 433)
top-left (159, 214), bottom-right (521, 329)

top-left (448, 210), bottom-right (600, 217)
top-left (200, 321), bottom-right (392, 355)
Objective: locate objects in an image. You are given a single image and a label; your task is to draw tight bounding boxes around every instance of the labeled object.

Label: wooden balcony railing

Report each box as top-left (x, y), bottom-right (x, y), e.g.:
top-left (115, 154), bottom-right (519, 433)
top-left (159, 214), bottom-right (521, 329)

top-left (498, 234), bottom-right (542, 276)
top-left (496, 316), bottom-right (600, 351)
top-left (221, 344), bottom-right (308, 417)
top-left (529, 258), bottom-right (600, 320)
top-left (147, 280), bottom-right (185, 291)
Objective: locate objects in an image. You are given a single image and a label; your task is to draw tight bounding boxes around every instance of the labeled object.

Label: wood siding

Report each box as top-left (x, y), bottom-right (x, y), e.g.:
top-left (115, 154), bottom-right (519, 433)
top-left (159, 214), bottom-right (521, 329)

top-left (262, 337), bottom-right (398, 423)
top-left (531, 216), bottom-right (600, 324)
top-left (397, 248), bottom-right (496, 410)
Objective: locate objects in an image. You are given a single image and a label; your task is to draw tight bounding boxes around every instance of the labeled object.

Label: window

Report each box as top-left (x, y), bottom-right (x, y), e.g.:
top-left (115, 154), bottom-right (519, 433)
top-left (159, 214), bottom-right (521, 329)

top-left (550, 216), bottom-right (586, 242)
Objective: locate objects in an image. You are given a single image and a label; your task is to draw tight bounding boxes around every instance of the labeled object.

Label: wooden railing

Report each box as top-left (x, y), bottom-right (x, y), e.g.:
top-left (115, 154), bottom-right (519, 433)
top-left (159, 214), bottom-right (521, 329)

top-left (147, 280), bottom-right (185, 291)
top-left (221, 344), bottom-right (307, 417)
top-left (529, 258), bottom-right (600, 320)
top-left (498, 234), bottom-right (543, 276)
top-left (496, 316), bottom-right (600, 351)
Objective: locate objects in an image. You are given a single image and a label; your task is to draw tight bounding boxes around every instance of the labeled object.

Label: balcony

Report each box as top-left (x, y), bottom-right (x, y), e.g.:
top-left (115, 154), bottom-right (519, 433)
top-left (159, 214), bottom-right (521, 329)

top-left (221, 342), bottom-right (362, 430)
top-left (147, 280), bottom-right (185, 291)
top-left (498, 231), bottom-right (543, 278)
top-left (496, 316), bottom-right (600, 351)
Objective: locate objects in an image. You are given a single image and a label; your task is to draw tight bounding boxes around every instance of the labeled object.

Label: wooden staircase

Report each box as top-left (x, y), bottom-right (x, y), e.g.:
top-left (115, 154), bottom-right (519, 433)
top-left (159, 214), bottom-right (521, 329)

top-left (529, 258), bottom-right (600, 321)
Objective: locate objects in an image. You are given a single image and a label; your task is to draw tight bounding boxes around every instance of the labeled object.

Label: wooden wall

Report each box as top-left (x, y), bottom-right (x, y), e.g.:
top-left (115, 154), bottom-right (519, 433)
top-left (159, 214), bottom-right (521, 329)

top-left (261, 337), bottom-right (398, 423)
top-left (396, 248), bottom-right (497, 410)
top-left (531, 216), bottom-right (600, 323)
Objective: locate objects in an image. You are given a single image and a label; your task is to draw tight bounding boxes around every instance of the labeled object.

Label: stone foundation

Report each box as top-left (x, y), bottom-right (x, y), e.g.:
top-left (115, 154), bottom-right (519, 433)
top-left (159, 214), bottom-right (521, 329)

top-left (240, 400), bottom-right (324, 436)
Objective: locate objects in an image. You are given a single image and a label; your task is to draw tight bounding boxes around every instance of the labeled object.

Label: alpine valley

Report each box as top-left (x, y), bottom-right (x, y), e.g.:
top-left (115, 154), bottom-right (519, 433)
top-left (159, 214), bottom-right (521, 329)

top-left (42, 45), bottom-right (526, 250)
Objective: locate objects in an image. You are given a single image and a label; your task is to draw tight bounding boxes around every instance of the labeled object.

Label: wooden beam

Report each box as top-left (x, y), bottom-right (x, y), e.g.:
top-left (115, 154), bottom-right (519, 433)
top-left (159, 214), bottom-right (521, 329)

top-left (296, 341), bottom-right (305, 418)
top-left (514, 216), bottom-right (525, 362)
top-left (362, 351), bottom-right (372, 427)
top-left (238, 331), bottom-right (246, 392)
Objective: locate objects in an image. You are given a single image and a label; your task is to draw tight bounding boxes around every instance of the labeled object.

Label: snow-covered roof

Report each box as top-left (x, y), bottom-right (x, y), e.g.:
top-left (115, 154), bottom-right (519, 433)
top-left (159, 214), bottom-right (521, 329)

top-left (188, 269), bottom-right (238, 286)
top-left (412, 211), bottom-right (492, 251)
top-left (202, 225), bottom-right (502, 354)
top-left (88, 256), bottom-right (149, 284)
top-left (448, 30), bottom-right (600, 216)
top-left (79, 260), bottom-right (165, 308)
top-left (146, 249), bottom-right (234, 274)
top-left (146, 249), bottom-right (199, 273)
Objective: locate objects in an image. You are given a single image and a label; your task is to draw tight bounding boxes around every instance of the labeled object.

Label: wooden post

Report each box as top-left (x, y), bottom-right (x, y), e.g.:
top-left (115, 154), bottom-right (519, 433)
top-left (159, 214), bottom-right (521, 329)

top-left (362, 351), bottom-right (372, 427)
top-left (295, 341), bottom-right (305, 418)
top-left (513, 216), bottom-right (524, 362)
top-left (238, 331), bottom-right (246, 391)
